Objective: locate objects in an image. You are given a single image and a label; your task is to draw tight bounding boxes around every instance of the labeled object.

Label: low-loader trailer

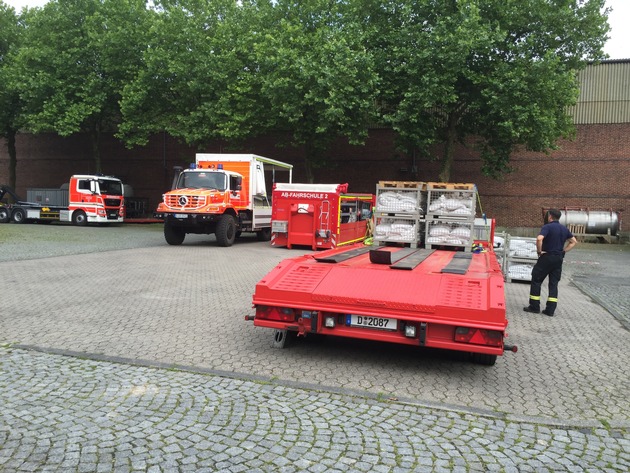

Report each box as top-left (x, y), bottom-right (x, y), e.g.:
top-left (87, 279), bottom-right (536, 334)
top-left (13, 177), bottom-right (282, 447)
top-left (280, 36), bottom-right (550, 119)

top-left (247, 243), bottom-right (516, 365)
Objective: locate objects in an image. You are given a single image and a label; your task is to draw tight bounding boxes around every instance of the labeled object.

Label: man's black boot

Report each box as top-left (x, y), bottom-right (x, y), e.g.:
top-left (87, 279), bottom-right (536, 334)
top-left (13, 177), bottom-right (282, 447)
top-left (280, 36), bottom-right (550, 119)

top-left (523, 306), bottom-right (540, 314)
top-left (542, 309), bottom-right (554, 316)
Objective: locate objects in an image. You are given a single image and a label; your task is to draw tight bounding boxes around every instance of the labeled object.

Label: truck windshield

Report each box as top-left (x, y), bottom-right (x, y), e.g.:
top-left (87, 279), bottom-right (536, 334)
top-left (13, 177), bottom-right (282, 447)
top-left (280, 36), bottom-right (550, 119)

top-left (98, 179), bottom-right (123, 196)
top-left (179, 171), bottom-right (226, 191)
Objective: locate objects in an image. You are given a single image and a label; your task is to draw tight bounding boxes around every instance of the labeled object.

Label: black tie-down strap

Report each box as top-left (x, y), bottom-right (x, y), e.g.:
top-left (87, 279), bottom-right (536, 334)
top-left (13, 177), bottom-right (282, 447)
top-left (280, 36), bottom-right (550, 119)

top-left (314, 246), bottom-right (373, 263)
top-left (389, 249), bottom-right (436, 270)
top-left (440, 252), bottom-right (473, 274)
top-left (369, 247), bottom-right (418, 265)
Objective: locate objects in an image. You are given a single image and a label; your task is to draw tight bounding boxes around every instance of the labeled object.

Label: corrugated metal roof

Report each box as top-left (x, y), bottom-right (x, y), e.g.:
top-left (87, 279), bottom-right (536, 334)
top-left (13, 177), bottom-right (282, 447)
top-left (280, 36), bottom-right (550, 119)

top-left (570, 60), bottom-right (630, 124)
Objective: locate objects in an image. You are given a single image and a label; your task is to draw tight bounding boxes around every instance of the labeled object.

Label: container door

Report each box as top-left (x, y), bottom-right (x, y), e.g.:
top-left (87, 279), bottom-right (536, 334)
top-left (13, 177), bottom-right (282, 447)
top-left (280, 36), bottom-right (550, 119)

top-left (287, 202), bottom-right (316, 249)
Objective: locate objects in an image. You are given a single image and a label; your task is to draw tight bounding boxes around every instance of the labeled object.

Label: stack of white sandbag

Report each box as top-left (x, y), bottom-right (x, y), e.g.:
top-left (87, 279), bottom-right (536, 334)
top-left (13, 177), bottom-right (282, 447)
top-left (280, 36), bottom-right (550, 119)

top-left (376, 191), bottom-right (423, 214)
top-left (508, 238), bottom-right (538, 259)
top-left (507, 263), bottom-right (534, 281)
top-left (427, 192), bottom-right (474, 217)
top-left (374, 219), bottom-right (418, 242)
top-left (426, 222), bottom-right (472, 245)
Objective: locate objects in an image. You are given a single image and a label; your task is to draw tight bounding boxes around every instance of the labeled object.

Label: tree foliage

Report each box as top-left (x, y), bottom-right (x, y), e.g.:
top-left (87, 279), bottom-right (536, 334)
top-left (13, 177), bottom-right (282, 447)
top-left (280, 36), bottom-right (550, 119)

top-left (253, 0), bottom-right (378, 181)
top-left (2, 0), bottom-right (612, 183)
top-left (362, 0), bottom-right (610, 181)
top-left (0, 1), bottom-right (23, 189)
top-left (13, 0), bottom-right (151, 171)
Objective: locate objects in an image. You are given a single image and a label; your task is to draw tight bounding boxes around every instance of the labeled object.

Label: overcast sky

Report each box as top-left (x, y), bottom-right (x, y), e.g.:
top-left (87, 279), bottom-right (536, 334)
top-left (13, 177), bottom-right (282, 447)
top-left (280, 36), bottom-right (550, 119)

top-left (3, 0), bottom-right (629, 59)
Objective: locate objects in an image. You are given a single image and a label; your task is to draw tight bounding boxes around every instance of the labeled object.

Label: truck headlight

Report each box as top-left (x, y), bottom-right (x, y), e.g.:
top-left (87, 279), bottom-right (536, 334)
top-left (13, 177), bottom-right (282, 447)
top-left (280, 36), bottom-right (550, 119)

top-left (324, 316), bottom-right (336, 328)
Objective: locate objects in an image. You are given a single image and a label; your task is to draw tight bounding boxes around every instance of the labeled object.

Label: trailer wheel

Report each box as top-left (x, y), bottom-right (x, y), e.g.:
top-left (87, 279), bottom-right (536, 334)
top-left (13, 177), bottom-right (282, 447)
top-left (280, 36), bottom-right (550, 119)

top-left (471, 353), bottom-right (497, 366)
top-left (272, 329), bottom-right (298, 348)
top-left (216, 214), bottom-right (236, 247)
top-left (0, 207), bottom-right (9, 223)
top-left (164, 223), bottom-right (186, 245)
top-left (72, 210), bottom-right (87, 226)
top-left (256, 227), bottom-right (272, 241)
top-left (11, 208), bottom-right (27, 224)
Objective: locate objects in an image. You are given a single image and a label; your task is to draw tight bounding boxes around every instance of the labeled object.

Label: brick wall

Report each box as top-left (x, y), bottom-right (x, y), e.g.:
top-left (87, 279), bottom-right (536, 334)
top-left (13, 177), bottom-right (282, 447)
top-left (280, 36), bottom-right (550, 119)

top-left (1, 124), bottom-right (628, 231)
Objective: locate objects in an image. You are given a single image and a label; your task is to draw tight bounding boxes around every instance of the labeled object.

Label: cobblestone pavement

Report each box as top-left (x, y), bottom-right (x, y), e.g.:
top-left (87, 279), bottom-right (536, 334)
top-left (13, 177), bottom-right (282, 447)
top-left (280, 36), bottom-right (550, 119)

top-left (1, 224), bottom-right (629, 471)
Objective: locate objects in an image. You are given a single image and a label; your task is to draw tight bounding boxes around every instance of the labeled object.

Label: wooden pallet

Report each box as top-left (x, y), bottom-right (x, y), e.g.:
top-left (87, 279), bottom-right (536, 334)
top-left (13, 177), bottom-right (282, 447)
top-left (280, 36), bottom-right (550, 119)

top-left (427, 182), bottom-right (475, 191)
top-left (378, 181), bottom-right (427, 190)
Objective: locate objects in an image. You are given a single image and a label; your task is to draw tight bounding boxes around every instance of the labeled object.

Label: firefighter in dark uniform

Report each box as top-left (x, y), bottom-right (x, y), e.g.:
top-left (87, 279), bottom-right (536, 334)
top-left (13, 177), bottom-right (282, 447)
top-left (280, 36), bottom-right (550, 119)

top-left (523, 208), bottom-right (578, 316)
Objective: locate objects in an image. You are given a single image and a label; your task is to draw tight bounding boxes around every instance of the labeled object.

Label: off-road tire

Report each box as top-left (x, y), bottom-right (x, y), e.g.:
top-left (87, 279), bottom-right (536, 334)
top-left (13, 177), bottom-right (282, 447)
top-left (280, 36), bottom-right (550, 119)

top-left (216, 214), bottom-right (236, 247)
top-left (164, 223), bottom-right (186, 245)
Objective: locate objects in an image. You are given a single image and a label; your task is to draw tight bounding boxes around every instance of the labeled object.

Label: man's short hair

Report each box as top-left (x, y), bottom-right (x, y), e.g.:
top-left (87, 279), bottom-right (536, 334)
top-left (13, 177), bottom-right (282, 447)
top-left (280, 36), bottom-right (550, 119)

top-left (548, 208), bottom-right (562, 220)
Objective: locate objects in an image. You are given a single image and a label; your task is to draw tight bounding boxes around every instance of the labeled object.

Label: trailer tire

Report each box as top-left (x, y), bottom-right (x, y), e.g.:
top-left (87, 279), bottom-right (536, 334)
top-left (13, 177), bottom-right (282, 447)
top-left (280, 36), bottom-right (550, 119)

top-left (256, 227), bottom-right (271, 241)
top-left (0, 207), bottom-right (9, 223)
top-left (216, 214), bottom-right (236, 247)
top-left (471, 353), bottom-right (497, 366)
top-left (272, 329), bottom-right (298, 348)
top-left (164, 223), bottom-right (186, 245)
top-left (11, 208), bottom-right (27, 224)
top-left (72, 210), bottom-right (87, 226)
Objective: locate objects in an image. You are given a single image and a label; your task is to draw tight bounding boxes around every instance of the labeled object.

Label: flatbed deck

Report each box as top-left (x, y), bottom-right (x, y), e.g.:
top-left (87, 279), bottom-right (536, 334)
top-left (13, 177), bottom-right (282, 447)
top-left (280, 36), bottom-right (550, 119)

top-left (249, 244), bottom-right (514, 365)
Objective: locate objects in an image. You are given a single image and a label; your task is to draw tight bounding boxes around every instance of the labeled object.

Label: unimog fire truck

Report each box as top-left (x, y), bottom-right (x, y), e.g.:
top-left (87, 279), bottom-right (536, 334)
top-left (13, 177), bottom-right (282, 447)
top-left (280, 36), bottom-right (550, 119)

top-left (0, 175), bottom-right (125, 225)
top-left (155, 154), bottom-right (293, 246)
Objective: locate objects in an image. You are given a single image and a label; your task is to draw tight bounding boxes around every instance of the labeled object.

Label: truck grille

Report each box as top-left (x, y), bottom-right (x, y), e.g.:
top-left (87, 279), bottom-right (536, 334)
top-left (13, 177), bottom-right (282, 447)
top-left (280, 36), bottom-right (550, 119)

top-left (164, 194), bottom-right (207, 210)
top-left (104, 198), bottom-right (122, 207)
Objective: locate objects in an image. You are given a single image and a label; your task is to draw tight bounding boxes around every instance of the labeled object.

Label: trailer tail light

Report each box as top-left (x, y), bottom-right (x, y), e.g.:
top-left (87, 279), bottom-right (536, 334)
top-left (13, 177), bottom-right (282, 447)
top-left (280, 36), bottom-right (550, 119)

top-left (256, 306), bottom-right (296, 322)
top-left (454, 327), bottom-right (503, 347)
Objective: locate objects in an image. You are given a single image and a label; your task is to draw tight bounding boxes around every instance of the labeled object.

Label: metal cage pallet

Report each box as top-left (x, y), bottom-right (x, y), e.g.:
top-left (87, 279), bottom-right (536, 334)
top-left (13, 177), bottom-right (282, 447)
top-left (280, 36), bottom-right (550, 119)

top-left (424, 219), bottom-right (475, 252)
top-left (504, 235), bottom-right (537, 282)
top-left (426, 188), bottom-right (476, 220)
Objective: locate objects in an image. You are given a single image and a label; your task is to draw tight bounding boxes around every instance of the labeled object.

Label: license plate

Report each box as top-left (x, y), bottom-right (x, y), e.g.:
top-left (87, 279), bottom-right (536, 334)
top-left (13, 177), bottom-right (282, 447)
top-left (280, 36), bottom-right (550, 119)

top-left (174, 214), bottom-right (188, 219)
top-left (347, 314), bottom-right (397, 331)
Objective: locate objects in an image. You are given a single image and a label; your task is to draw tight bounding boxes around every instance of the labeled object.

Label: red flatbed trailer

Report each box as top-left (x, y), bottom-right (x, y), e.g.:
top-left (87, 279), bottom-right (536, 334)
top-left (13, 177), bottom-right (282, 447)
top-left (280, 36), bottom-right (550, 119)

top-left (247, 244), bottom-right (516, 365)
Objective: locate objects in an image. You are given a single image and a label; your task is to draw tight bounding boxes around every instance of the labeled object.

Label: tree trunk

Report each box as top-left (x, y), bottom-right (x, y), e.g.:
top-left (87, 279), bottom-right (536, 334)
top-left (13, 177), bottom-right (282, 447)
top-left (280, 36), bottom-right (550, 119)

top-left (304, 141), bottom-right (318, 184)
top-left (7, 129), bottom-right (17, 189)
top-left (438, 103), bottom-right (468, 183)
top-left (438, 111), bottom-right (458, 183)
top-left (91, 124), bottom-right (102, 173)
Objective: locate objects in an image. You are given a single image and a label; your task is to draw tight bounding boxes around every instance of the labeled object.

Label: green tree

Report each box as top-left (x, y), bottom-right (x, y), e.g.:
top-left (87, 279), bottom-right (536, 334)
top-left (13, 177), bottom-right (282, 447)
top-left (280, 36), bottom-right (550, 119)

top-left (120, 0), bottom-right (378, 182)
top-left (0, 1), bottom-right (22, 189)
top-left (256, 0), bottom-right (378, 181)
top-left (118, 0), bottom-right (248, 147)
top-left (364, 0), bottom-right (610, 182)
top-left (14, 0), bottom-right (151, 172)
